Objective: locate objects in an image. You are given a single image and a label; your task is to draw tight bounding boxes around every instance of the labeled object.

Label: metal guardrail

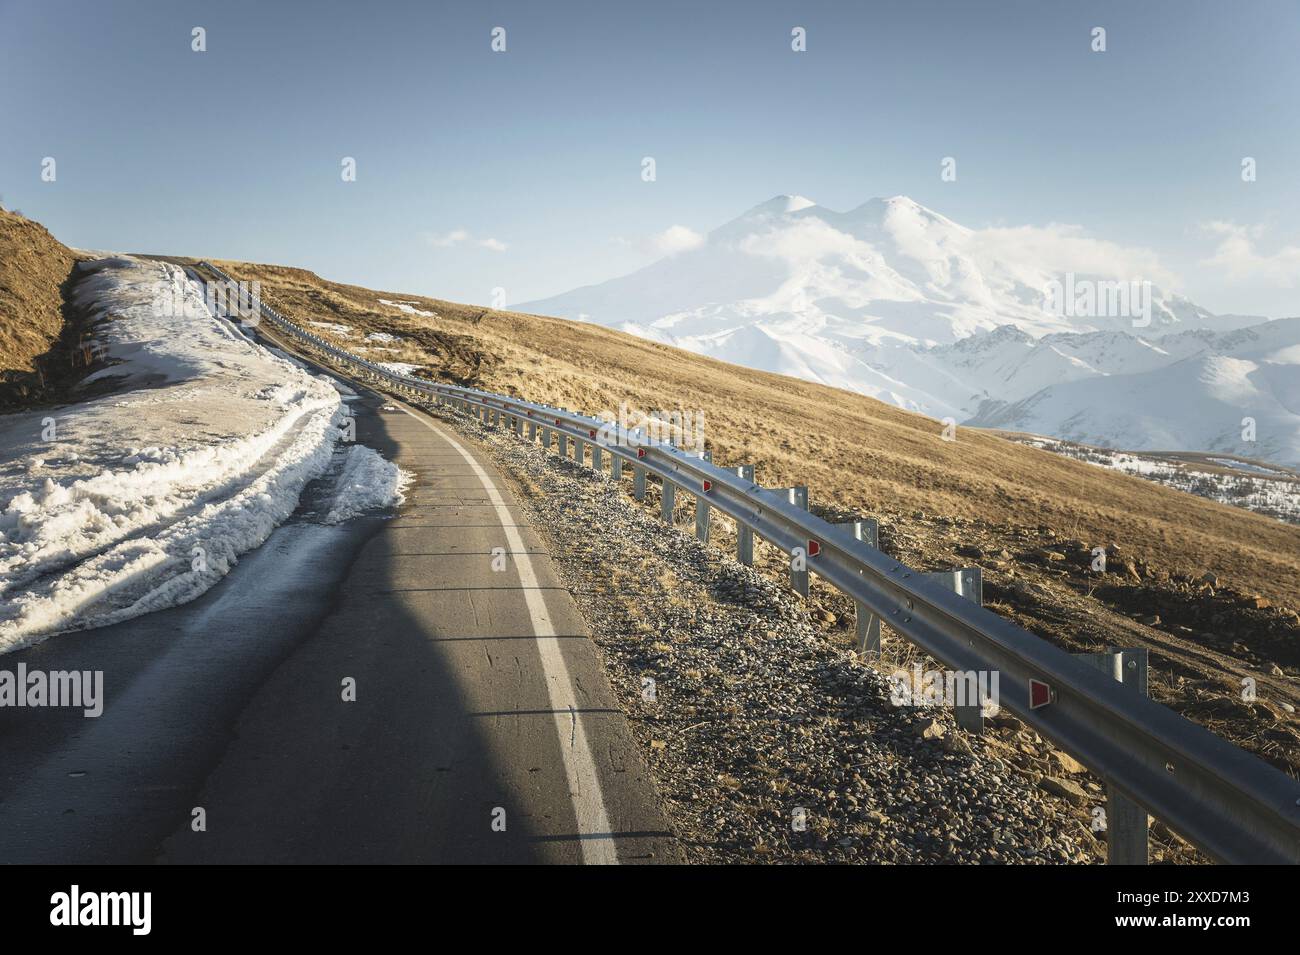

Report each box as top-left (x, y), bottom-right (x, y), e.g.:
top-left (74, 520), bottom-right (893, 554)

top-left (199, 262), bottom-right (1300, 864)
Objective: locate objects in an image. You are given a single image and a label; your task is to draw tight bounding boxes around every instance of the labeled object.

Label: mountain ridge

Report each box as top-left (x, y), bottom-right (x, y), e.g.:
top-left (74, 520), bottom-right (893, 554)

top-left (522, 195), bottom-right (1298, 464)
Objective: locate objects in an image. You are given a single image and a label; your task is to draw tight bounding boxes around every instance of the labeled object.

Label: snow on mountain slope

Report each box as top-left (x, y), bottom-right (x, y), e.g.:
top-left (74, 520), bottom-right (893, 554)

top-left (0, 257), bottom-right (405, 649)
top-left (526, 194), bottom-right (1235, 344)
top-left (970, 349), bottom-right (1300, 466)
top-left (907, 327), bottom-right (1194, 419)
top-left (523, 195), bottom-right (1292, 460)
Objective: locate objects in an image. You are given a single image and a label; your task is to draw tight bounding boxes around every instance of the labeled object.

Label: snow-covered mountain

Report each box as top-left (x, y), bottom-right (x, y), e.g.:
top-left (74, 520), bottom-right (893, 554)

top-left (968, 319), bottom-right (1300, 465)
top-left (522, 195), bottom-right (1300, 465)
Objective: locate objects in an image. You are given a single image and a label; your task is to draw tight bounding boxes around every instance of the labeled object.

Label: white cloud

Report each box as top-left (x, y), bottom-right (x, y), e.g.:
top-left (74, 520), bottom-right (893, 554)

top-left (427, 229), bottom-right (469, 247)
top-left (647, 225), bottom-right (705, 257)
top-left (1198, 221), bottom-right (1300, 287)
top-left (424, 228), bottom-right (508, 252)
top-left (733, 208), bottom-right (1178, 293)
top-left (967, 223), bottom-right (1178, 288)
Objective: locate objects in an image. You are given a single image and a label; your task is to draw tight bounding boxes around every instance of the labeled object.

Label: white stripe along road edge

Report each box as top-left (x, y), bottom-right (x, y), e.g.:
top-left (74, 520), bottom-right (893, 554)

top-left (396, 404), bottom-right (619, 865)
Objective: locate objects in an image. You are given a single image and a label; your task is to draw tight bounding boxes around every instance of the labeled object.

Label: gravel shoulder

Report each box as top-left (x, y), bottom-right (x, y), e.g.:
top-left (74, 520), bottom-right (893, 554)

top-left (413, 400), bottom-right (1138, 864)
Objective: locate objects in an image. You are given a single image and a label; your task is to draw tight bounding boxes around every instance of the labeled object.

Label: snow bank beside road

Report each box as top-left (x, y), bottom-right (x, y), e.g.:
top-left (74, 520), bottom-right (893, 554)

top-left (0, 257), bottom-right (399, 650)
top-left (323, 445), bottom-right (409, 524)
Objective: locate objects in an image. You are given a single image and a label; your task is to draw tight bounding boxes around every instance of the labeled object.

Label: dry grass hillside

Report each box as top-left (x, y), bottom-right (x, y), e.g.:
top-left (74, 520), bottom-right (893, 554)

top-left (209, 259), bottom-right (1300, 609)
top-left (170, 255), bottom-right (1300, 785)
top-left (0, 209), bottom-right (85, 407)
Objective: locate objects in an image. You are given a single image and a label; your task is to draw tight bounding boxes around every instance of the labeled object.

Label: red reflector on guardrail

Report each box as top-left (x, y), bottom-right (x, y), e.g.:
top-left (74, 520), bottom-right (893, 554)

top-left (807, 540), bottom-right (820, 557)
top-left (1030, 679), bottom-right (1054, 709)
top-left (555, 419), bottom-right (562, 426)
top-left (702, 480), bottom-right (712, 492)
top-left (637, 448), bottom-right (646, 459)
top-left (589, 429), bottom-right (596, 438)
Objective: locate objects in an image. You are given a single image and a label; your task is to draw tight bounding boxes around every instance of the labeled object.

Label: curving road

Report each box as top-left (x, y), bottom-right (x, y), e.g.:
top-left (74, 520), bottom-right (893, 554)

top-left (0, 306), bottom-right (679, 865)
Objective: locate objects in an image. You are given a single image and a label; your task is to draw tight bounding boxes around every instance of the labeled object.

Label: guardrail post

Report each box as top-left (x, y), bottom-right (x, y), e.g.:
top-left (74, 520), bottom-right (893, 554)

top-left (1076, 648), bottom-right (1150, 865)
top-left (514, 415), bottom-right (523, 436)
top-left (557, 432), bottom-right (568, 456)
top-left (921, 567), bottom-right (983, 605)
top-left (527, 420), bottom-right (536, 441)
top-left (922, 568), bottom-right (985, 733)
top-left (733, 465), bottom-right (755, 565)
top-left (573, 438), bottom-right (585, 466)
top-left (660, 478), bottom-right (675, 524)
top-left (837, 519), bottom-right (882, 655)
top-left (592, 443), bottom-right (603, 472)
top-left (631, 433), bottom-right (647, 499)
top-left (611, 451), bottom-right (623, 481)
top-left (776, 486), bottom-right (810, 597)
top-left (694, 450), bottom-right (713, 543)
top-left (542, 427), bottom-right (552, 449)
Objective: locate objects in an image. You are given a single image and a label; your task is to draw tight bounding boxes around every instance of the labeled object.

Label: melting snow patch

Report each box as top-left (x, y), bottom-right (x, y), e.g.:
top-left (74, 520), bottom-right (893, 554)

top-left (378, 299), bottom-right (437, 317)
top-left (307, 321), bottom-right (353, 335)
top-left (1020, 439), bottom-right (1300, 525)
top-left (323, 446), bottom-right (411, 524)
top-left (0, 257), bottom-right (347, 651)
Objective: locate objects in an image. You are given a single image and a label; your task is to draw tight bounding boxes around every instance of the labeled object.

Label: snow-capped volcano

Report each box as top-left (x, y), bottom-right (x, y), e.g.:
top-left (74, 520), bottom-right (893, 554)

top-left (522, 196), bottom-right (1300, 466)
top-left (528, 194), bottom-right (1226, 345)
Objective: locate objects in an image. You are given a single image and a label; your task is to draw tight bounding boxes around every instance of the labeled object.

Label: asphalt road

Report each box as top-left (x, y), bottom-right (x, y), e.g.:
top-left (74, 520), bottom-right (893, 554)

top-left (0, 329), bottom-right (678, 864)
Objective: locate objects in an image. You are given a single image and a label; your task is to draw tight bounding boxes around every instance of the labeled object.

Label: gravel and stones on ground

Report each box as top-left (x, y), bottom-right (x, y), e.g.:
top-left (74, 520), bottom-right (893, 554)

top-left (416, 401), bottom-right (1115, 864)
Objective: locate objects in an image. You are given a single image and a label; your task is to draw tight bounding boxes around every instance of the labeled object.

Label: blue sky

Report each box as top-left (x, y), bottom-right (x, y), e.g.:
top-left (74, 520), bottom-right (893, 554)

top-left (2, 0), bottom-right (1298, 315)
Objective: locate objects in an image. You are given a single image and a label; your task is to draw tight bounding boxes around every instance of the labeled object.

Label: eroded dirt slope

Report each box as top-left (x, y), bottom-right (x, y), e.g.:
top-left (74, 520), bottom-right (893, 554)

top-left (0, 209), bottom-right (86, 407)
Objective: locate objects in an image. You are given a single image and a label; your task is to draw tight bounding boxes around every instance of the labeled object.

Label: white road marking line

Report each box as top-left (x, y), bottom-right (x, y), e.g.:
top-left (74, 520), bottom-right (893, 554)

top-left (396, 403), bottom-right (619, 866)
